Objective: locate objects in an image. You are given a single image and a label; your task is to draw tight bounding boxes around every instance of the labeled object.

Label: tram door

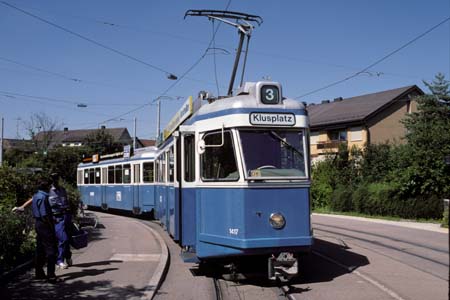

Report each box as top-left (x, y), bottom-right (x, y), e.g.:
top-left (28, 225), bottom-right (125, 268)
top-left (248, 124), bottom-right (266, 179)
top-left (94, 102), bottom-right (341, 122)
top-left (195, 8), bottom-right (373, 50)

top-left (167, 146), bottom-right (176, 238)
top-left (101, 167), bottom-right (107, 209)
top-left (179, 130), bottom-right (196, 248)
top-left (132, 164), bottom-right (140, 214)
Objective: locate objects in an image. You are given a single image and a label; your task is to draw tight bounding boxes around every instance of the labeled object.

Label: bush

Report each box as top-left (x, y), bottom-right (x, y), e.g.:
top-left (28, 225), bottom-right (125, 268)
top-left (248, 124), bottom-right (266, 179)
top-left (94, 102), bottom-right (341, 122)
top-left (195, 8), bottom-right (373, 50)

top-left (62, 181), bottom-right (81, 216)
top-left (365, 182), bottom-right (398, 216)
top-left (311, 181), bottom-right (333, 209)
top-left (0, 205), bottom-right (35, 273)
top-left (352, 183), bottom-right (369, 213)
top-left (0, 165), bottom-right (39, 273)
top-left (331, 185), bottom-right (353, 212)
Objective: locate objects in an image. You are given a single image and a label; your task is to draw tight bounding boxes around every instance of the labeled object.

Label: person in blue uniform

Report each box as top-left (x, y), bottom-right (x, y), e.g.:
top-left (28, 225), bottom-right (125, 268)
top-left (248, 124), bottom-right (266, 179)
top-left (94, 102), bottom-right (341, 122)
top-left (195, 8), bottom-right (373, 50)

top-left (48, 173), bottom-right (72, 269)
top-left (31, 179), bottom-right (59, 283)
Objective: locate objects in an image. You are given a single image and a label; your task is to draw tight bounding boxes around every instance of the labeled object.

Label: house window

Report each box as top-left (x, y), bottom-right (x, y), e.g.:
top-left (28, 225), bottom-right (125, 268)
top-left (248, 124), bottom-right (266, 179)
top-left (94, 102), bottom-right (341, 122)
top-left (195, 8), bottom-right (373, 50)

top-left (328, 130), bottom-right (347, 141)
top-left (349, 127), bottom-right (363, 142)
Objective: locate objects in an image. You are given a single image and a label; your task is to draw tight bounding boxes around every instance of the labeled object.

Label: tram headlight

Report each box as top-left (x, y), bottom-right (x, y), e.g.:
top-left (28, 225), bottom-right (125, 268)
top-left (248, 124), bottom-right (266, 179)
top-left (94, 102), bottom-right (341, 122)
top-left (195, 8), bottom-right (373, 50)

top-left (269, 212), bottom-right (285, 229)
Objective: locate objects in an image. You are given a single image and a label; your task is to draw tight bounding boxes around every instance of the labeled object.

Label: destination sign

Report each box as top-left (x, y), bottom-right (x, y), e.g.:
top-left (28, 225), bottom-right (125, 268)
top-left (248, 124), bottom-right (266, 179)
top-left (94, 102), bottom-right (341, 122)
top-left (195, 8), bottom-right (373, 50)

top-left (249, 112), bottom-right (295, 126)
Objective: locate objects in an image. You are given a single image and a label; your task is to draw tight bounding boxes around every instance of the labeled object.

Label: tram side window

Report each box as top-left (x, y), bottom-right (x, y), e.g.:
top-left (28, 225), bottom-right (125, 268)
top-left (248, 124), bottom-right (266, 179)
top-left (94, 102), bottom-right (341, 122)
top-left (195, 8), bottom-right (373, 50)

top-left (157, 155), bottom-right (166, 183)
top-left (133, 164), bottom-right (141, 183)
top-left (84, 169), bottom-right (89, 184)
top-left (108, 166), bottom-right (114, 184)
top-left (143, 162), bottom-right (154, 183)
top-left (154, 159), bottom-right (159, 183)
top-left (89, 168), bottom-right (95, 184)
top-left (184, 135), bottom-right (195, 182)
top-left (123, 164), bottom-right (131, 184)
top-left (115, 165), bottom-right (123, 184)
top-left (101, 168), bottom-right (107, 184)
top-left (77, 170), bottom-right (83, 185)
top-left (168, 147), bottom-right (174, 183)
top-left (95, 167), bottom-right (101, 184)
top-left (201, 131), bottom-right (239, 181)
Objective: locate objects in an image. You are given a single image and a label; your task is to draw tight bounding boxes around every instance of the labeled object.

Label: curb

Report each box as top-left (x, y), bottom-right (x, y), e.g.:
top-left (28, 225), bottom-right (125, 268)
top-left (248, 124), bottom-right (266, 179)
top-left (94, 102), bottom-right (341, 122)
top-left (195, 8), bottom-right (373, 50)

top-left (313, 213), bottom-right (448, 233)
top-left (137, 221), bottom-right (170, 300)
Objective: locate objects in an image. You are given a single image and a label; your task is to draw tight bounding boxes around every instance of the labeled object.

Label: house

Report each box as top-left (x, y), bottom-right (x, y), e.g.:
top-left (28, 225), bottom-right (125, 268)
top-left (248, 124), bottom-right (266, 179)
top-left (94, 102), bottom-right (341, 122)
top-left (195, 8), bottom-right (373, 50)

top-left (136, 138), bottom-right (156, 147)
top-left (307, 85), bottom-right (424, 161)
top-left (2, 138), bottom-right (34, 153)
top-left (33, 126), bottom-right (137, 148)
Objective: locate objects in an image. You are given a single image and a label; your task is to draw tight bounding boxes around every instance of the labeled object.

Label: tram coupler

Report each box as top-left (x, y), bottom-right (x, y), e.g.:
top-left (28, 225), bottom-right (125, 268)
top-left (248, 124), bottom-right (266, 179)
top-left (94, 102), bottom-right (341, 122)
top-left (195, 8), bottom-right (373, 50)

top-left (268, 252), bottom-right (298, 281)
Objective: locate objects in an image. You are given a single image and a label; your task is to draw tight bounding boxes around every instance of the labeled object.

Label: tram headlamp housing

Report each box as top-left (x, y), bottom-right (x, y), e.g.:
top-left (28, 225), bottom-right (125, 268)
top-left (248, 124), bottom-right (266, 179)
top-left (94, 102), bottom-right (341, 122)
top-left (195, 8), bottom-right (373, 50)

top-left (269, 212), bottom-right (285, 229)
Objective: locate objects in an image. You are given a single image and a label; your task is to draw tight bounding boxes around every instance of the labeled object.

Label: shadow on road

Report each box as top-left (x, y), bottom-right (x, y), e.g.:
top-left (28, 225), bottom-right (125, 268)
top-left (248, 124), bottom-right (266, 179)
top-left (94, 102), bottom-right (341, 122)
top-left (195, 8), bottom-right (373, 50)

top-left (189, 237), bottom-right (370, 291)
top-left (2, 277), bottom-right (154, 300)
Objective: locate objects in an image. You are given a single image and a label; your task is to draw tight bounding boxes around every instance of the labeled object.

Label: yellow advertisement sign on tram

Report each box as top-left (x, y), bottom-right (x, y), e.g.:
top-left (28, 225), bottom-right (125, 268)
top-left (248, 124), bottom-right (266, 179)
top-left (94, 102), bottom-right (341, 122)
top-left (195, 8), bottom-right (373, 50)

top-left (162, 96), bottom-right (193, 141)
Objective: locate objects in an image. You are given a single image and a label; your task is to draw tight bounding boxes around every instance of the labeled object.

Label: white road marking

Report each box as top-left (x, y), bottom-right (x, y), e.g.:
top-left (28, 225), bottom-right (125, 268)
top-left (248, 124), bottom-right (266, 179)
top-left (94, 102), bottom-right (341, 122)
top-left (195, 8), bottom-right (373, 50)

top-left (110, 253), bottom-right (161, 262)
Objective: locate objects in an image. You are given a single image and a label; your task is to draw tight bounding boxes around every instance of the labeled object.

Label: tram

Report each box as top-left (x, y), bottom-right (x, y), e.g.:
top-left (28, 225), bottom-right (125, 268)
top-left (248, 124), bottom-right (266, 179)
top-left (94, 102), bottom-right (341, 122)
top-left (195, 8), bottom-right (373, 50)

top-left (77, 10), bottom-right (313, 279)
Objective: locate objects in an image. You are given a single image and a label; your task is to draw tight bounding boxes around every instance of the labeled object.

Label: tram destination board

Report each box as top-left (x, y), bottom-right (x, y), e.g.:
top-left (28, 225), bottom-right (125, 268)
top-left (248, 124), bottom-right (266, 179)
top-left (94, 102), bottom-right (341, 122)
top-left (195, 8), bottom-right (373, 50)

top-left (249, 112), bottom-right (296, 126)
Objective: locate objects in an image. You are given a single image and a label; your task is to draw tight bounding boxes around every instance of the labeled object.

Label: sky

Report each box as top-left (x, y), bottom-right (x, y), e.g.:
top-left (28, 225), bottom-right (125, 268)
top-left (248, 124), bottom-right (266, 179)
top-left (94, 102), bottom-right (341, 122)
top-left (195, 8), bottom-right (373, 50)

top-left (0, 0), bottom-right (449, 140)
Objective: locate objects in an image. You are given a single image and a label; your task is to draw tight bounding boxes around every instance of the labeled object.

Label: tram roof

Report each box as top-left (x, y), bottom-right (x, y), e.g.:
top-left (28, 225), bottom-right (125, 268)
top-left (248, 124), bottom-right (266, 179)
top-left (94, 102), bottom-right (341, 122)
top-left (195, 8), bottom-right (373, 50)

top-left (186, 82), bottom-right (306, 125)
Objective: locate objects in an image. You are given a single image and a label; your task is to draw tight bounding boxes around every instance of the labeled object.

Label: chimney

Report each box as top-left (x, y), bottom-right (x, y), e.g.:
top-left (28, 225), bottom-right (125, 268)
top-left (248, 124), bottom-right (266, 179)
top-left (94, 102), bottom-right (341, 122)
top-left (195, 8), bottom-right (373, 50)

top-left (101, 125), bottom-right (106, 130)
top-left (321, 100), bottom-right (330, 104)
top-left (333, 97), bottom-right (343, 102)
top-left (63, 127), bottom-right (68, 132)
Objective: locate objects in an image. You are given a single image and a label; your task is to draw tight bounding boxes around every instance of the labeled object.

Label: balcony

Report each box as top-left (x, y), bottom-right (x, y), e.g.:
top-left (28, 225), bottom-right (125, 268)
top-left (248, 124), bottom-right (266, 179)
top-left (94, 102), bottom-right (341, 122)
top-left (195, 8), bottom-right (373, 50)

top-left (316, 140), bottom-right (347, 150)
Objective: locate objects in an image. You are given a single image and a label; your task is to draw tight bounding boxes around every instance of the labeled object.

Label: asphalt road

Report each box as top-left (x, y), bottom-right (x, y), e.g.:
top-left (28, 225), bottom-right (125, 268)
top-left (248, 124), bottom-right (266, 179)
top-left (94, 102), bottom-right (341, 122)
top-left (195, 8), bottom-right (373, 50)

top-left (156, 213), bottom-right (448, 300)
top-left (298, 214), bottom-right (449, 300)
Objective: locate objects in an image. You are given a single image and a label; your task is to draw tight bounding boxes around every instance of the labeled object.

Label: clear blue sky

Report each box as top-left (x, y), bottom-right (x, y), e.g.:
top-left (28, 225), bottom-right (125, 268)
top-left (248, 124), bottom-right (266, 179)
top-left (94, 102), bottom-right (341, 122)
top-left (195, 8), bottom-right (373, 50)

top-left (1, 0), bottom-right (449, 140)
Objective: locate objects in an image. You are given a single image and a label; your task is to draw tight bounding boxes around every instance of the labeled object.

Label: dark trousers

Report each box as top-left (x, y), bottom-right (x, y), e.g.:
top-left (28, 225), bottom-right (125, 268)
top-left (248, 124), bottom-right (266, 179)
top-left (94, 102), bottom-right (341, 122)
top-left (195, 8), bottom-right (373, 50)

top-left (55, 214), bottom-right (72, 264)
top-left (35, 218), bottom-right (57, 277)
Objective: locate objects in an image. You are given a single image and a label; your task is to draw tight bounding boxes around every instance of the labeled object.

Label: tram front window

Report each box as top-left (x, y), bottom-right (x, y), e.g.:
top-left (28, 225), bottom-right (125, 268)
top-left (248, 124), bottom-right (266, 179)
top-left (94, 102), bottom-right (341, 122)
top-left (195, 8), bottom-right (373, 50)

top-left (239, 129), bottom-right (306, 178)
top-left (201, 130), bottom-right (239, 181)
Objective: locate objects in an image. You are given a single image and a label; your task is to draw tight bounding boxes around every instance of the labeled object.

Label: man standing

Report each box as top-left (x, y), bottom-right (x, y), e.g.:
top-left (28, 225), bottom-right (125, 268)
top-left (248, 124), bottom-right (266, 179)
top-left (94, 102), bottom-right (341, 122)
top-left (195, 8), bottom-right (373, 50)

top-left (49, 173), bottom-right (72, 269)
top-left (31, 179), bottom-right (58, 283)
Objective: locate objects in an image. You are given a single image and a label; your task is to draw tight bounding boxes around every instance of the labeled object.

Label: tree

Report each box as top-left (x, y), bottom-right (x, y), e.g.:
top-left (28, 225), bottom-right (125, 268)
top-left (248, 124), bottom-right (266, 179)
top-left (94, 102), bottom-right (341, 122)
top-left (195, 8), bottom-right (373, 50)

top-left (83, 128), bottom-right (123, 155)
top-left (25, 112), bottom-right (62, 153)
top-left (400, 73), bottom-right (450, 196)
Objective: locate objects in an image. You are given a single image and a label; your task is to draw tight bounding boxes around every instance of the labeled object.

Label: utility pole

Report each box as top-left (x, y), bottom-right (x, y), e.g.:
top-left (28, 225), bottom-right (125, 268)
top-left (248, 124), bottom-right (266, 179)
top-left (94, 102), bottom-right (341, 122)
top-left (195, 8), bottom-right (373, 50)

top-left (0, 117), bottom-right (4, 166)
top-left (133, 117), bottom-right (137, 150)
top-left (15, 117), bottom-right (21, 138)
top-left (156, 99), bottom-right (161, 142)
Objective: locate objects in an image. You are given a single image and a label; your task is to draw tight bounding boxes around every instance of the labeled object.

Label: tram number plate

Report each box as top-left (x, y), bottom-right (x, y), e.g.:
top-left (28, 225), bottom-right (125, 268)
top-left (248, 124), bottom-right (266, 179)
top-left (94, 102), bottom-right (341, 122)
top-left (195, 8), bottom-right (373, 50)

top-left (250, 112), bottom-right (295, 126)
top-left (229, 228), bottom-right (239, 235)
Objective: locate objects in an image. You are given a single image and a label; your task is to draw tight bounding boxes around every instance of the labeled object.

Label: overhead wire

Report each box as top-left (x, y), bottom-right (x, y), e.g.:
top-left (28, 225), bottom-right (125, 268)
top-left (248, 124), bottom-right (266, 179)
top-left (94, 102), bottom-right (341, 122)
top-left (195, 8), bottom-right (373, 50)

top-left (295, 16), bottom-right (450, 99)
top-left (0, 1), bottom-right (177, 78)
top-left (99, 0), bottom-right (232, 125)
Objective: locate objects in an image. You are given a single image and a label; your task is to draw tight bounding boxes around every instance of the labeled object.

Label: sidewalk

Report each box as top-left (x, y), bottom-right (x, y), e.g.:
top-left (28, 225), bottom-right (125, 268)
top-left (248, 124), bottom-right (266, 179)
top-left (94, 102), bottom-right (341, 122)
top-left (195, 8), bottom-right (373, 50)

top-left (313, 213), bottom-right (448, 234)
top-left (1, 211), bottom-right (168, 300)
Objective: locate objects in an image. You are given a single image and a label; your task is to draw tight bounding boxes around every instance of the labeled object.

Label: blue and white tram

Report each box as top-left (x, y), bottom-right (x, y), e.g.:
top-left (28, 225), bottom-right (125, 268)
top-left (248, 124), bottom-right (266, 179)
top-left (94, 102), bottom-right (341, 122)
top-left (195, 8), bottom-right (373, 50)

top-left (77, 147), bottom-right (157, 214)
top-left (77, 81), bottom-right (312, 279)
top-left (154, 81), bottom-right (312, 278)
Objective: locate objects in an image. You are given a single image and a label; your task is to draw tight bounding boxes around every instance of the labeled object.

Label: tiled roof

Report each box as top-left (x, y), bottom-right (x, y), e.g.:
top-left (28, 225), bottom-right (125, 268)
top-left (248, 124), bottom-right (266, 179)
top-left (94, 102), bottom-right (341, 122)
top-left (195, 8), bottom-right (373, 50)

top-left (138, 139), bottom-right (156, 147)
top-left (307, 85), bottom-right (423, 128)
top-left (34, 127), bottom-right (130, 143)
top-left (2, 138), bottom-right (34, 151)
